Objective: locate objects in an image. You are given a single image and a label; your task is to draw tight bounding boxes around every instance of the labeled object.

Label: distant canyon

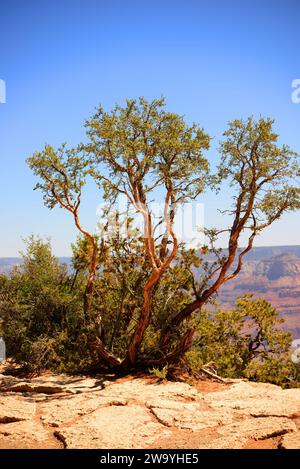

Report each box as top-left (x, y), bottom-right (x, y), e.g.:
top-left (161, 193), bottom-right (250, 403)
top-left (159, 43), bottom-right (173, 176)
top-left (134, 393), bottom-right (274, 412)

top-left (1, 246), bottom-right (300, 337)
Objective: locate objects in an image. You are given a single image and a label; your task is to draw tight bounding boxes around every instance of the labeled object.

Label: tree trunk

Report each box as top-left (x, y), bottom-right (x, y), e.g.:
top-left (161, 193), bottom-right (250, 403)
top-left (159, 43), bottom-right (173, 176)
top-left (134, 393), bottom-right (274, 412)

top-left (160, 302), bottom-right (205, 350)
top-left (90, 337), bottom-right (121, 368)
top-left (122, 266), bottom-right (163, 369)
top-left (83, 244), bottom-right (99, 316)
top-left (122, 281), bottom-right (155, 369)
top-left (143, 327), bottom-right (196, 367)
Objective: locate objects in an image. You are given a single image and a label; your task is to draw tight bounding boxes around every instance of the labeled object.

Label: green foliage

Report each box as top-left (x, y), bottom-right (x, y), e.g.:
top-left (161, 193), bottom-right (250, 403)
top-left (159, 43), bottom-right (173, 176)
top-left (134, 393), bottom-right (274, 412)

top-left (91, 232), bottom-right (147, 357)
top-left (21, 98), bottom-right (300, 376)
top-left (86, 96), bottom-right (211, 203)
top-left (0, 237), bottom-right (93, 371)
top-left (76, 231), bottom-right (192, 359)
top-left (149, 365), bottom-right (169, 382)
top-left (183, 295), bottom-right (296, 387)
top-left (0, 234), bottom-right (191, 370)
top-left (218, 117), bottom-right (300, 229)
top-left (27, 145), bottom-right (89, 211)
top-left (0, 237), bottom-right (299, 387)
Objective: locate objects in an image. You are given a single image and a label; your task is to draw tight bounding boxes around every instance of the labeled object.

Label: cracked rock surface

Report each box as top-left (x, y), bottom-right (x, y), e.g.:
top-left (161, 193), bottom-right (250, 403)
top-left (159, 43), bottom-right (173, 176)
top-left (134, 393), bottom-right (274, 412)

top-left (0, 371), bottom-right (299, 449)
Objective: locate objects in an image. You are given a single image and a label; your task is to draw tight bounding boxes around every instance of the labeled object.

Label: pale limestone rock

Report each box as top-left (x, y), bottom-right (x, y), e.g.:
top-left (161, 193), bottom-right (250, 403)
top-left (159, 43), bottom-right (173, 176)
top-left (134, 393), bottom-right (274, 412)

top-left (0, 373), bottom-right (299, 449)
top-left (0, 420), bottom-right (59, 449)
top-left (279, 431), bottom-right (300, 449)
top-left (206, 381), bottom-right (300, 417)
top-left (56, 405), bottom-right (171, 449)
top-left (0, 395), bottom-right (36, 422)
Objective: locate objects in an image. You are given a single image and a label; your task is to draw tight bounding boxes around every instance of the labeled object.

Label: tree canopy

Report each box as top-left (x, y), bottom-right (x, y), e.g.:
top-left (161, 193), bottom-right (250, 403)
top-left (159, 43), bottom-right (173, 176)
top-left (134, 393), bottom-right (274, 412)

top-left (25, 97), bottom-right (300, 371)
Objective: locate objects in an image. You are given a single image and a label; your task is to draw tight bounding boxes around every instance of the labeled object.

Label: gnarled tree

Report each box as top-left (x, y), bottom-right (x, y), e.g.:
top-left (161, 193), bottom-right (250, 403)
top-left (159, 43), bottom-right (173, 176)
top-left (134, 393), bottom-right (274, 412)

top-left (85, 97), bottom-right (211, 367)
top-left (158, 117), bottom-right (300, 363)
top-left (28, 99), bottom-right (300, 370)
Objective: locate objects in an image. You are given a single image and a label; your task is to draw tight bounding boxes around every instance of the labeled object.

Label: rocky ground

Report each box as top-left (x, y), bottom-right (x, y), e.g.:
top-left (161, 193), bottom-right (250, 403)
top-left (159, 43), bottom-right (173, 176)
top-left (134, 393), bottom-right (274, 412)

top-left (0, 367), bottom-right (300, 449)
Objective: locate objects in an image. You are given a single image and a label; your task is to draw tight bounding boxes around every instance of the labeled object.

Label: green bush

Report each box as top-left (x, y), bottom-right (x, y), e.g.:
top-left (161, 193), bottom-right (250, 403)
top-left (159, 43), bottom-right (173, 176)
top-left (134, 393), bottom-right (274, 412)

top-left (1, 237), bottom-right (298, 388)
top-left (0, 235), bottom-right (191, 371)
top-left (0, 237), bottom-right (94, 371)
top-left (182, 295), bottom-right (297, 387)
top-left (149, 365), bottom-right (169, 382)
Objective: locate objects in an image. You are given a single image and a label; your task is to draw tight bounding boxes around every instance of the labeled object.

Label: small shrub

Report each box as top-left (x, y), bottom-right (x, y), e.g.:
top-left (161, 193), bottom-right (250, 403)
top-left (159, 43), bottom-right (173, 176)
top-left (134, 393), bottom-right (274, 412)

top-left (181, 295), bottom-right (296, 387)
top-left (149, 365), bottom-right (169, 382)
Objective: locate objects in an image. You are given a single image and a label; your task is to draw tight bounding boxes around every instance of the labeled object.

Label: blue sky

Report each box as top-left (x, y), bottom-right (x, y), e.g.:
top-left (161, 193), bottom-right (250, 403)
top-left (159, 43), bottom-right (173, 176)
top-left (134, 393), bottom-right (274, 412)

top-left (0, 0), bottom-right (300, 256)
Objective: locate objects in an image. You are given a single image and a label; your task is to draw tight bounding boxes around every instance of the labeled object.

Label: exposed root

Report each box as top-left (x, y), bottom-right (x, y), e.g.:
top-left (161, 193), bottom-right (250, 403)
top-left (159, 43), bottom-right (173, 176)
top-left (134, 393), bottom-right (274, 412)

top-left (0, 417), bottom-right (24, 424)
top-left (53, 430), bottom-right (67, 449)
top-left (148, 407), bottom-right (172, 428)
top-left (256, 429), bottom-right (292, 441)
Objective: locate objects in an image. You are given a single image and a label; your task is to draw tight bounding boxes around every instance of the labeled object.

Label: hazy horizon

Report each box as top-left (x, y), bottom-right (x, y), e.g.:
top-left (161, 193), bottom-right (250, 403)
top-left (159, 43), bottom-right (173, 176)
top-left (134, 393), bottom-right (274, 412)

top-left (1, 244), bottom-right (300, 260)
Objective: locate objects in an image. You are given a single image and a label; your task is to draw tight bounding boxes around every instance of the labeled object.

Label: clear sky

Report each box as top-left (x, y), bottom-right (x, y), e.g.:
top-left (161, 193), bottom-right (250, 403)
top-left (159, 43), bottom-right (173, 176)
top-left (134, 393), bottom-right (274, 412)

top-left (0, 0), bottom-right (300, 256)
